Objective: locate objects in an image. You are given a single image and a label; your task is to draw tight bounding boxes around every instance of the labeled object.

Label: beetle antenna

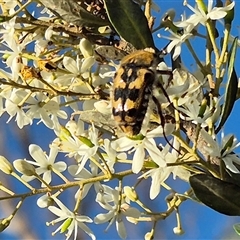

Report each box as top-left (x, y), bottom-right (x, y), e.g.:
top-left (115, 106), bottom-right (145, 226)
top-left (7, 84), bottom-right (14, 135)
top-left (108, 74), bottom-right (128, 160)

top-left (152, 95), bottom-right (181, 155)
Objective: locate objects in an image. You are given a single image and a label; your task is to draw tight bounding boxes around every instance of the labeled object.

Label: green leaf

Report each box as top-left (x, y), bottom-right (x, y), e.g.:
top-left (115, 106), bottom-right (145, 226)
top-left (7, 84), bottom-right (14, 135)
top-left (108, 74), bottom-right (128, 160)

top-left (190, 174), bottom-right (240, 216)
top-left (216, 37), bottom-right (238, 133)
top-left (104, 0), bottom-right (155, 50)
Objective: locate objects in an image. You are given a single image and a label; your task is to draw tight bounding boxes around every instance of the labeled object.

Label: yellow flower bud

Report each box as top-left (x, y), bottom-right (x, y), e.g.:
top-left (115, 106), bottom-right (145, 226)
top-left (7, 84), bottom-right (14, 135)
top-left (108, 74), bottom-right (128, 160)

top-left (0, 156), bottom-right (14, 174)
top-left (124, 186), bottom-right (138, 202)
top-left (79, 38), bottom-right (93, 58)
top-left (13, 160), bottom-right (36, 176)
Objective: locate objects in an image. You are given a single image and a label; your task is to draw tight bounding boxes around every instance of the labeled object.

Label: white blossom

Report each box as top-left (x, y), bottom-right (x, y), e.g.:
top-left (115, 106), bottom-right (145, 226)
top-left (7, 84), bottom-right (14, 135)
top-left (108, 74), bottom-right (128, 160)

top-left (75, 124), bottom-right (100, 173)
top-left (26, 94), bottom-right (67, 129)
top-left (47, 197), bottom-right (95, 240)
top-left (54, 56), bottom-right (94, 92)
top-left (22, 144), bottom-right (67, 186)
top-left (201, 130), bottom-right (240, 173)
top-left (164, 30), bottom-right (193, 60)
top-left (68, 162), bottom-right (103, 199)
top-left (94, 185), bottom-right (141, 239)
top-left (184, 0), bottom-right (235, 27)
top-left (5, 89), bottom-right (32, 128)
top-left (140, 143), bottom-right (190, 199)
top-left (101, 139), bottom-right (127, 173)
top-left (1, 1), bottom-right (18, 15)
top-left (112, 125), bottom-right (175, 173)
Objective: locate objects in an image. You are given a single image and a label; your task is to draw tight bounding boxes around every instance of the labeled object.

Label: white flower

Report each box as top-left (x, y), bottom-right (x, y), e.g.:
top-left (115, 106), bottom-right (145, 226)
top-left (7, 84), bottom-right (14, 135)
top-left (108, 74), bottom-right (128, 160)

top-left (47, 197), bottom-right (95, 240)
top-left (26, 94), bottom-right (67, 129)
top-left (101, 139), bottom-right (127, 173)
top-left (93, 65), bottom-right (114, 87)
top-left (68, 162), bottom-right (103, 199)
top-left (154, 69), bottom-right (191, 108)
top-left (56, 133), bottom-right (84, 159)
top-left (54, 56), bottom-right (94, 91)
top-left (62, 96), bottom-right (79, 111)
top-left (112, 125), bottom-right (175, 173)
top-left (94, 185), bottom-right (141, 239)
top-left (0, 20), bottom-right (30, 80)
top-left (0, 16), bottom-right (18, 49)
top-left (140, 143), bottom-right (190, 199)
top-left (165, 69), bottom-right (203, 106)
top-left (201, 129), bottom-right (240, 173)
top-left (178, 98), bottom-right (209, 126)
top-left (5, 89), bottom-right (32, 128)
top-left (158, 16), bottom-right (195, 60)
top-left (1, 1), bottom-right (18, 15)
top-left (34, 39), bottom-right (49, 56)
top-left (56, 123), bottom-right (100, 172)
top-left (184, 0), bottom-right (235, 27)
top-left (164, 31), bottom-right (193, 60)
top-left (74, 124), bottom-right (100, 173)
top-left (178, 96), bottom-right (221, 127)
top-left (22, 144), bottom-right (67, 186)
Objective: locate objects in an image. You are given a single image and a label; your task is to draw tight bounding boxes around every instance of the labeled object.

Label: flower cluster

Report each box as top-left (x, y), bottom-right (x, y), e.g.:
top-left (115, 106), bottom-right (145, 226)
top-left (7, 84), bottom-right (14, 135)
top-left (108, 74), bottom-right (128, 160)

top-left (0, 0), bottom-right (239, 239)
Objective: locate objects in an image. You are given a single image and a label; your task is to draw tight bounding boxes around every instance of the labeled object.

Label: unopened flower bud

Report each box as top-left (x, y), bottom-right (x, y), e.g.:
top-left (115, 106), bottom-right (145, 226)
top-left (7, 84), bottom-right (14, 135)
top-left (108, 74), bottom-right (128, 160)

top-left (79, 38), bottom-right (93, 58)
top-left (145, 230), bottom-right (154, 240)
top-left (173, 227), bottom-right (184, 235)
top-left (124, 186), bottom-right (138, 202)
top-left (0, 156), bottom-right (14, 174)
top-left (98, 26), bottom-right (111, 34)
top-left (13, 160), bottom-right (36, 176)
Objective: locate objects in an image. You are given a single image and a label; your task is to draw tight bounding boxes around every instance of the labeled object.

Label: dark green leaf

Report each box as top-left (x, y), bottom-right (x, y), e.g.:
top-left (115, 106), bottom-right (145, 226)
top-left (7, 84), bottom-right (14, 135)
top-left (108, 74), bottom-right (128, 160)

top-left (216, 37), bottom-right (238, 133)
top-left (104, 0), bottom-right (155, 49)
top-left (190, 174), bottom-right (240, 216)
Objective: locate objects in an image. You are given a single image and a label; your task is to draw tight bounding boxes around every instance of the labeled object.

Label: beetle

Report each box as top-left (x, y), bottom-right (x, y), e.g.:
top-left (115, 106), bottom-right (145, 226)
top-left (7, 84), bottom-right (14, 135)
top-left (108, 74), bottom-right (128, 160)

top-left (111, 47), bottom-right (177, 152)
top-left (112, 48), bottom-right (161, 136)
